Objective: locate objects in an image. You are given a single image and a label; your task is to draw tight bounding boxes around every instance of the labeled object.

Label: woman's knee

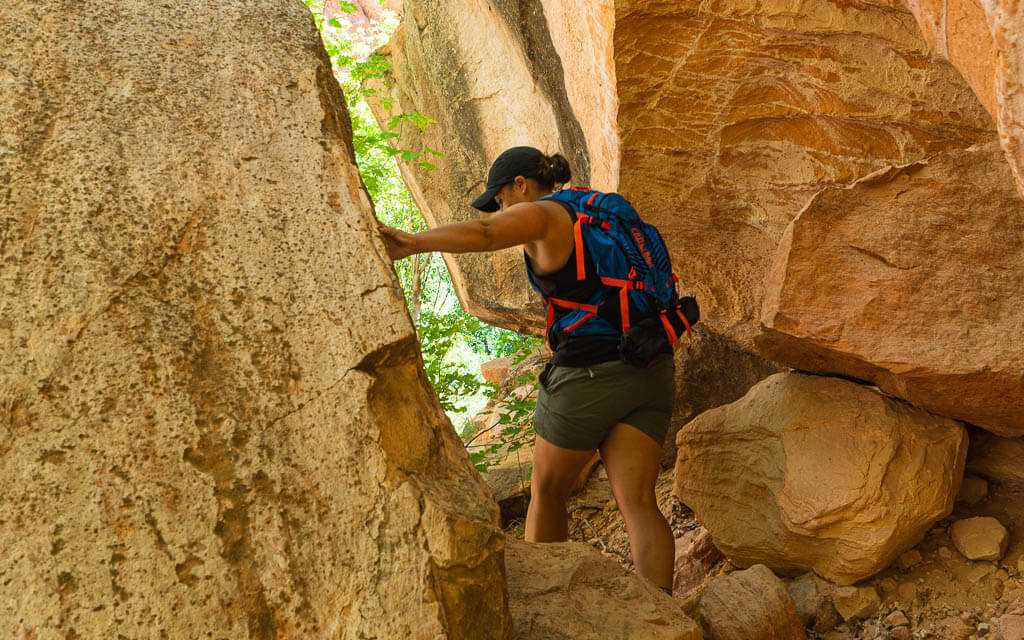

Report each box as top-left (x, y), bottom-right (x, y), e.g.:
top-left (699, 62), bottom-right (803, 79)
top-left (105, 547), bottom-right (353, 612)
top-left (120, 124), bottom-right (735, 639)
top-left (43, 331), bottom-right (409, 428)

top-left (530, 468), bottom-right (575, 501)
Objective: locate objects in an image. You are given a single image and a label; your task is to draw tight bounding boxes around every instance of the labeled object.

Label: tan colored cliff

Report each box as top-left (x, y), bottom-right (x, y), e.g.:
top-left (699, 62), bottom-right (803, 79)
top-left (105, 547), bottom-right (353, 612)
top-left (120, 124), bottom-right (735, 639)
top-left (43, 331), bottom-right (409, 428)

top-left (0, 1), bottom-right (510, 637)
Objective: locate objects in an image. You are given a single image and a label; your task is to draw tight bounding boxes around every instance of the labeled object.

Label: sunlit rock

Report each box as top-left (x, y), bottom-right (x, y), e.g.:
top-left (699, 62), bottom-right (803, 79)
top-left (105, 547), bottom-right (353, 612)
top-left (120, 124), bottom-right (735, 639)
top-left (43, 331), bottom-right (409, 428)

top-left (0, 1), bottom-right (509, 637)
top-left (902, 0), bottom-right (1024, 199)
top-left (758, 143), bottom-right (1024, 436)
top-left (674, 373), bottom-right (967, 585)
top-left (616, 0), bottom-right (995, 349)
top-left (366, 0), bottom-right (618, 332)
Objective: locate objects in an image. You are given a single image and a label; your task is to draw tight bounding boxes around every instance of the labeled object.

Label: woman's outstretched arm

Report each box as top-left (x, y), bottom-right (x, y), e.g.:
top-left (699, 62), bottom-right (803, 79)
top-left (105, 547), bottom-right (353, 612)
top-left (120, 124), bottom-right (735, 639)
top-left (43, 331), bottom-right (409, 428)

top-left (378, 201), bottom-right (550, 261)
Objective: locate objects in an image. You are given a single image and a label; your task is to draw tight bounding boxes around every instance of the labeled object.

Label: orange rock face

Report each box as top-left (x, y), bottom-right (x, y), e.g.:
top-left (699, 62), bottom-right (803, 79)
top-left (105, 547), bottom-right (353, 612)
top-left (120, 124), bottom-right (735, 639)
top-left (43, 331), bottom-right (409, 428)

top-left (902, 0), bottom-right (1024, 199)
top-left (758, 143), bottom-right (1024, 436)
top-left (615, 0), bottom-right (995, 348)
top-left (379, 1), bottom-right (996, 347)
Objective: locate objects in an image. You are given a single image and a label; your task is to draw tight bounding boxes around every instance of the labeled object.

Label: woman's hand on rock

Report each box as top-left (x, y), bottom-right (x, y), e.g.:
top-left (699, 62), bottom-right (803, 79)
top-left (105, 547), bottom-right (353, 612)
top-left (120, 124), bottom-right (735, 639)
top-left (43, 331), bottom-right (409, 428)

top-left (378, 223), bottom-right (417, 260)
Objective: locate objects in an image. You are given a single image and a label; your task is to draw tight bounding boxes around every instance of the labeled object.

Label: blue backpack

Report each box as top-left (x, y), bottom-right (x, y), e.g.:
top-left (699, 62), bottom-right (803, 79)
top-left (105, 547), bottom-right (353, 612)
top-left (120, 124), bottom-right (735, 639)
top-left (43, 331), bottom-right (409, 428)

top-left (528, 187), bottom-right (700, 366)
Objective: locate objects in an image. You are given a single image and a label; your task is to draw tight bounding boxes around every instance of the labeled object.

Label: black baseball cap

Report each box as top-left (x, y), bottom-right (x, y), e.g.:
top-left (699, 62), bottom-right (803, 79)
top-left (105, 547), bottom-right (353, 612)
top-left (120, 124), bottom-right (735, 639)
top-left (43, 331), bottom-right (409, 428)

top-left (471, 146), bottom-right (543, 212)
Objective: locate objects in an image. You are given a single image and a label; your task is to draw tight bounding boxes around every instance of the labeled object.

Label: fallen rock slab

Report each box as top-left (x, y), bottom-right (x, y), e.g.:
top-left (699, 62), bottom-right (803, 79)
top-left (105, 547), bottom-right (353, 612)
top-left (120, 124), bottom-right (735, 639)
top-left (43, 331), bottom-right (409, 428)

top-left (505, 539), bottom-right (701, 640)
top-left (966, 429), bottom-right (1024, 487)
top-left (480, 355), bottom-right (517, 384)
top-left (699, 564), bottom-right (807, 640)
top-left (758, 144), bottom-right (1024, 436)
top-left (673, 524), bottom-right (724, 605)
top-left (951, 517), bottom-right (1009, 562)
top-left (675, 372), bottom-right (968, 585)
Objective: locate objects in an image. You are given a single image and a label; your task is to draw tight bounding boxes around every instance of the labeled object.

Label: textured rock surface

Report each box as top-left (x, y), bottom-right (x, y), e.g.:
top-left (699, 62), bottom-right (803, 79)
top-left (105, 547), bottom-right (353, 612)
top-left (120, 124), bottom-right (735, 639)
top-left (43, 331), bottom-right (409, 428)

top-left (0, 2), bottom-right (510, 637)
top-left (759, 143), bottom-right (1024, 437)
top-left (698, 564), bottom-right (807, 640)
top-left (673, 524), bottom-right (724, 603)
top-left (787, 573), bottom-right (841, 633)
top-left (674, 373), bottom-right (968, 585)
top-left (615, 0), bottom-right (994, 349)
top-left (902, 0), bottom-right (1024, 199)
top-left (366, 0), bottom-right (615, 332)
top-left (505, 539), bottom-right (701, 640)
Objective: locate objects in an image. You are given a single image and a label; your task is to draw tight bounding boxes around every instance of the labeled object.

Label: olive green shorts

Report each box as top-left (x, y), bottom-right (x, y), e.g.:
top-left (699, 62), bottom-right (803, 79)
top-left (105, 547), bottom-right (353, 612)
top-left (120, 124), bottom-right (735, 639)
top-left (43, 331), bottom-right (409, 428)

top-left (534, 354), bottom-right (675, 451)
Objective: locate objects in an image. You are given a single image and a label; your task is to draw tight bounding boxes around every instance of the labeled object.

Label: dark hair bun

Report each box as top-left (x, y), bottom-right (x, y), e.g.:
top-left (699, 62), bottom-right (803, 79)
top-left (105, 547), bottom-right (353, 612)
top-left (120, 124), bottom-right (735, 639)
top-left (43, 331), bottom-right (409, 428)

top-left (537, 153), bottom-right (572, 188)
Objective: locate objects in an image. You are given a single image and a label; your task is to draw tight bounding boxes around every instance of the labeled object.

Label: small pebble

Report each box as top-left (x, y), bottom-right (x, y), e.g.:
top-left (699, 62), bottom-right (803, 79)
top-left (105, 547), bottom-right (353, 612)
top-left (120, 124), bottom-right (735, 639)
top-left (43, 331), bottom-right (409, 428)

top-left (889, 627), bottom-right (912, 640)
top-left (897, 582), bottom-right (917, 602)
top-left (884, 610), bottom-right (910, 627)
top-left (899, 549), bottom-right (923, 569)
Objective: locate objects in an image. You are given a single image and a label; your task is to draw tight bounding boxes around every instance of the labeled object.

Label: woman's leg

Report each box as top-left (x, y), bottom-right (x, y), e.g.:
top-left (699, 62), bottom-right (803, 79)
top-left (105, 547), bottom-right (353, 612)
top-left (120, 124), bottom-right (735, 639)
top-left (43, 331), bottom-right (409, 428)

top-left (525, 436), bottom-right (598, 542)
top-left (600, 422), bottom-right (674, 590)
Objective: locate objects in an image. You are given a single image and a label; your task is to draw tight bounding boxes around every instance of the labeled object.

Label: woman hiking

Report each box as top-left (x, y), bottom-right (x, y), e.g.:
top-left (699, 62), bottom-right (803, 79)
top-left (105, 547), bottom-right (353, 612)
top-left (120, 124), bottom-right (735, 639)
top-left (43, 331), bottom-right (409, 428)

top-left (378, 146), bottom-right (676, 593)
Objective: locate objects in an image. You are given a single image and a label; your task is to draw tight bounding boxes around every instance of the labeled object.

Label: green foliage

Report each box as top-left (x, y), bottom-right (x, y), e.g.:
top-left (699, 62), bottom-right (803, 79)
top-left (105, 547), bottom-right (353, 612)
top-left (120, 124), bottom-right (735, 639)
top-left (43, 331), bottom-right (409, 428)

top-left (417, 310), bottom-right (489, 415)
top-left (305, 0), bottom-right (539, 432)
top-left (463, 337), bottom-right (544, 473)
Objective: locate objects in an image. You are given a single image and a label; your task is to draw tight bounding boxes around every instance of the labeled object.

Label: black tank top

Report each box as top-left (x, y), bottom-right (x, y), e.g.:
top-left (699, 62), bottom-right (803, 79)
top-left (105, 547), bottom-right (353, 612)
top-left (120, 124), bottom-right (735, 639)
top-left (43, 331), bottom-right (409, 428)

top-left (524, 201), bottom-right (620, 367)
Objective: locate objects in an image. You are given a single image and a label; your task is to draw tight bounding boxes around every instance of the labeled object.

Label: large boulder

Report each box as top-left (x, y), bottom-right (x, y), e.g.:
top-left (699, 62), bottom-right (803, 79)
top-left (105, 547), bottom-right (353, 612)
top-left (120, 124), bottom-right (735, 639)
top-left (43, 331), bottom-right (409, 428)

top-left (0, 1), bottom-right (510, 637)
top-left (505, 539), bottom-right (702, 640)
top-left (758, 143), bottom-right (1024, 437)
top-left (674, 372), bottom-right (968, 585)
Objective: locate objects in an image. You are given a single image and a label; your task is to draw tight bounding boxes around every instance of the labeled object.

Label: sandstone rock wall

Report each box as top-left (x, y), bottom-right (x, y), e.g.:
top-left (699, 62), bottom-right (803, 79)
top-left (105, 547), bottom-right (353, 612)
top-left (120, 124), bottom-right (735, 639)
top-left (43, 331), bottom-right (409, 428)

top-left (375, 0), bottom-right (997, 349)
top-left (615, 0), bottom-right (995, 349)
top-left (372, 0), bottom-right (1017, 461)
top-left (901, 0), bottom-right (1024, 200)
top-left (0, 1), bottom-right (509, 637)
